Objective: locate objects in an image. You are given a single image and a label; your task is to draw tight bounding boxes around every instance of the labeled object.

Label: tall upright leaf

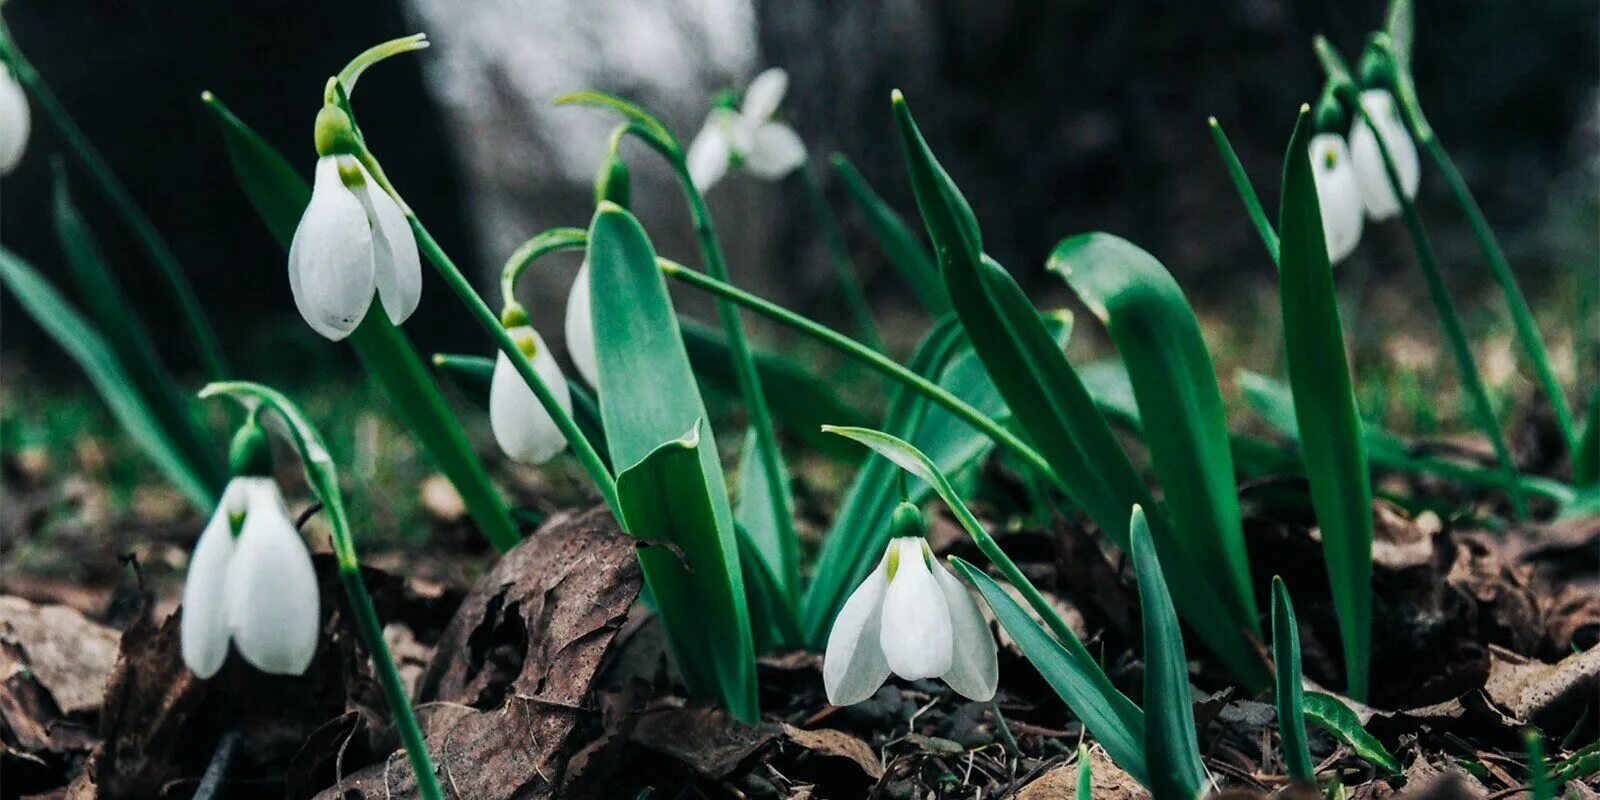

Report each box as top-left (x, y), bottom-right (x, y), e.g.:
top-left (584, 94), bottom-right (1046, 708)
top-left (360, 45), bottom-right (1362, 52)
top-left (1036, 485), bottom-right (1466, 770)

top-left (203, 92), bottom-right (522, 553)
top-left (831, 152), bottom-right (949, 315)
top-left (588, 202), bottom-right (757, 721)
top-left (1276, 106), bottom-right (1374, 700)
top-left (1050, 233), bottom-right (1257, 629)
top-left (1131, 506), bottom-right (1208, 800)
top-left (891, 91), bottom-right (1269, 690)
top-left (1272, 577), bottom-right (1316, 785)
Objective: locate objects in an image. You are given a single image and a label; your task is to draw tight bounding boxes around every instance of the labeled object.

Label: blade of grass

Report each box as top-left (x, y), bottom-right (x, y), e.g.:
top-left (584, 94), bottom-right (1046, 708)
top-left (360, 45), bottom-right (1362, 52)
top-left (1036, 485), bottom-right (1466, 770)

top-left (1130, 505), bottom-right (1208, 800)
top-left (589, 202), bottom-right (757, 721)
top-left (203, 92), bottom-right (523, 553)
top-left (0, 30), bottom-right (228, 379)
top-left (50, 162), bottom-right (226, 491)
top-left (0, 247), bottom-right (215, 509)
top-left (796, 161), bottom-right (881, 351)
top-left (1525, 730), bottom-right (1554, 800)
top-left (1271, 577), bottom-right (1316, 785)
top-left (1051, 233), bottom-right (1258, 630)
top-left (892, 90), bottom-right (1269, 690)
top-left (831, 152), bottom-right (950, 315)
top-left (1277, 105), bottom-right (1374, 700)
top-left (1077, 745), bottom-right (1093, 797)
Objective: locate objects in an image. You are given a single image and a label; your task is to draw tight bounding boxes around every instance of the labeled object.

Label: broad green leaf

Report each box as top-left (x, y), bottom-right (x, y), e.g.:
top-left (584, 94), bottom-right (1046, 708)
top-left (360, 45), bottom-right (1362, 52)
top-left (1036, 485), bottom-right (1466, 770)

top-left (1302, 692), bottom-right (1401, 774)
top-left (679, 317), bottom-right (867, 461)
top-left (204, 92), bottom-right (521, 553)
top-left (1278, 107), bottom-right (1373, 700)
top-left (51, 163), bottom-right (226, 491)
top-left (1131, 506), bottom-right (1207, 799)
top-left (0, 248), bottom-right (214, 509)
top-left (735, 429), bottom-right (798, 603)
top-left (892, 92), bottom-right (1269, 690)
top-left (588, 202), bottom-right (756, 721)
top-left (429, 352), bottom-right (608, 466)
top-left (953, 557), bottom-right (1148, 785)
top-left (831, 152), bottom-right (949, 315)
top-left (1271, 577), bottom-right (1316, 785)
top-left (1051, 233), bottom-right (1258, 631)
top-left (736, 522), bottom-right (802, 651)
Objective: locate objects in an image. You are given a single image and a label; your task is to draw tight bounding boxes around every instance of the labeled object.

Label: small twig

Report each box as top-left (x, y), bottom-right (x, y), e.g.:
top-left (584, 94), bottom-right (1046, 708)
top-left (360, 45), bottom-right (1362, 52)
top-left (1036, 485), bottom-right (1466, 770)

top-left (295, 501), bottom-right (326, 531)
top-left (191, 728), bottom-right (243, 800)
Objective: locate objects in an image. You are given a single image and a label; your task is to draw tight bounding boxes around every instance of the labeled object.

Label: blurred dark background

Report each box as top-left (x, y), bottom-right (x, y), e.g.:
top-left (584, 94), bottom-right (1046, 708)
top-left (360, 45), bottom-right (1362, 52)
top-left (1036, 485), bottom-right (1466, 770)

top-left (1, 0), bottom-right (1595, 381)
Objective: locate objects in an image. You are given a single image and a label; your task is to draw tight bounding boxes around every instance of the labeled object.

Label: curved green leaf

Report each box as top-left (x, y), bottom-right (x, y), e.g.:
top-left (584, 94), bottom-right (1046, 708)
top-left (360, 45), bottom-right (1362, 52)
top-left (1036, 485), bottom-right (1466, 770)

top-left (1302, 692), bottom-right (1401, 775)
top-left (553, 90), bottom-right (680, 157)
top-left (203, 92), bottom-right (522, 553)
top-left (1272, 577), bottom-right (1316, 785)
top-left (1131, 506), bottom-right (1207, 799)
top-left (1051, 233), bottom-right (1257, 631)
top-left (1278, 107), bottom-right (1373, 700)
top-left (831, 152), bottom-right (948, 315)
top-left (589, 202), bottom-right (756, 721)
top-left (0, 247), bottom-right (214, 509)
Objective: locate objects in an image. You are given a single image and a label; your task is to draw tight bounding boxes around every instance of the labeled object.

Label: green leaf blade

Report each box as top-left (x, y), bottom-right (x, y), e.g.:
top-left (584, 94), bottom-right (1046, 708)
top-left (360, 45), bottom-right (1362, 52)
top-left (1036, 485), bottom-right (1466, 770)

top-left (1302, 692), bottom-right (1402, 775)
top-left (1131, 506), bottom-right (1207, 800)
top-left (830, 152), bottom-right (949, 315)
top-left (1272, 577), bottom-right (1316, 785)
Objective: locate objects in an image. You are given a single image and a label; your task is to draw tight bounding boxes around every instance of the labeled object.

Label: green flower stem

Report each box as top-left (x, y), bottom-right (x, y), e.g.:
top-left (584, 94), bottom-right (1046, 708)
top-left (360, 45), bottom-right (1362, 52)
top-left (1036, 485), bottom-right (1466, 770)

top-left (668, 160), bottom-right (803, 597)
top-left (797, 160), bottom-right (882, 352)
top-left (499, 227), bottom-right (589, 310)
top-left (1208, 117), bottom-right (1281, 263)
top-left (200, 381), bottom-right (441, 800)
top-left (408, 220), bottom-right (621, 517)
top-left (1345, 92), bottom-right (1526, 518)
top-left (0, 26), bottom-right (229, 381)
top-left (661, 261), bottom-right (1061, 487)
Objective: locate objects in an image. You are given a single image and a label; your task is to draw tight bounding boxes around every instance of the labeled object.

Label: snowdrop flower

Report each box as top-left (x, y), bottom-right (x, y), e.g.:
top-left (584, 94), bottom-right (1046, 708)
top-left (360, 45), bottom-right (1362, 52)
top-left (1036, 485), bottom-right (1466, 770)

top-left (1308, 133), bottom-right (1365, 264)
top-left (490, 320), bottom-right (573, 464)
top-left (288, 151), bottom-right (421, 340)
top-left (686, 68), bottom-right (807, 191)
top-left (563, 261), bottom-right (598, 388)
top-left (1347, 89), bottom-right (1420, 221)
top-left (824, 503), bottom-right (998, 706)
top-left (181, 425), bottom-right (319, 678)
top-left (0, 63), bottom-right (29, 174)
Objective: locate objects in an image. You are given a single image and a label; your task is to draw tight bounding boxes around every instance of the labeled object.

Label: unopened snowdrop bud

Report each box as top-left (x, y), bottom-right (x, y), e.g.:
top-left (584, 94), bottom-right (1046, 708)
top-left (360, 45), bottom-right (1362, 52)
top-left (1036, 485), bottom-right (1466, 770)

top-left (288, 107), bottom-right (421, 341)
top-left (1308, 133), bottom-right (1365, 264)
top-left (686, 67), bottom-right (808, 191)
top-left (489, 314), bottom-right (573, 464)
top-left (0, 63), bottom-right (29, 174)
top-left (1347, 89), bottom-right (1420, 221)
top-left (823, 503), bottom-right (999, 706)
top-left (181, 422), bottom-right (320, 678)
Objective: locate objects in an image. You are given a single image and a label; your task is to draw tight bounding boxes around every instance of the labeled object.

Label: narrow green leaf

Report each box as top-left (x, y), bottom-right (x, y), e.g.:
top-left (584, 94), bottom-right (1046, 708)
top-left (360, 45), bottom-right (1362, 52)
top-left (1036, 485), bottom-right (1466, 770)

top-left (589, 202), bottom-right (756, 721)
top-left (1131, 506), bottom-right (1208, 800)
top-left (1206, 117), bottom-right (1280, 264)
top-left (1051, 233), bottom-right (1258, 630)
top-left (736, 522), bottom-right (803, 651)
top-left (1271, 577), bottom-right (1316, 785)
top-left (1575, 390), bottom-right (1599, 488)
top-left (552, 90), bottom-right (680, 157)
top-left (1278, 106), bottom-right (1374, 700)
top-left (679, 317), bottom-right (867, 461)
top-left (892, 91), bottom-right (1269, 690)
top-left (1302, 692), bottom-right (1401, 775)
top-left (1077, 745), bottom-right (1093, 798)
top-left (736, 428), bottom-right (798, 601)
top-left (830, 152), bottom-right (949, 315)
top-left (1525, 731), bottom-right (1555, 800)
top-left (953, 557), bottom-right (1149, 785)
top-left (204, 92), bottom-right (522, 553)
top-left (0, 248), bottom-right (214, 508)
top-left (1384, 0), bottom-right (1415, 71)
top-left (51, 162), bottom-right (226, 491)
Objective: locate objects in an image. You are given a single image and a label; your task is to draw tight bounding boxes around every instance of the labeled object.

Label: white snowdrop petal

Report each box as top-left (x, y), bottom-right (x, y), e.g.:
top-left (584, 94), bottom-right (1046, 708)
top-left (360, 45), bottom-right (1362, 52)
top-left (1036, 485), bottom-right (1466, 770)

top-left (564, 262), bottom-right (599, 388)
top-left (489, 326), bottom-right (573, 465)
top-left (930, 559), bottom-right (999, 701)
top-left (745, 122), bottom-right (807, 181)
top-left (180, 482), bottom-right (248, 679)
top-left (1349, 90), bottom-right (1420, 222)
top-left (879, 538), bottom-right (953, 680)
top-left (1309, 133), bottom-right (1366, 264)
top-left (289, 157), bottom-right (376, 340)
top-left (353, 162), bottom-right (422, 326)
top-left (823, 551), bottom-right (893, 706)
top-left (225, 481), bottom-right (319, 676)
top-left (741, 67), bottom-right (789, 122)
top-left (0, 66), bottom-right (31, 175)
top-left (686, 121), bottom-right (732, 192)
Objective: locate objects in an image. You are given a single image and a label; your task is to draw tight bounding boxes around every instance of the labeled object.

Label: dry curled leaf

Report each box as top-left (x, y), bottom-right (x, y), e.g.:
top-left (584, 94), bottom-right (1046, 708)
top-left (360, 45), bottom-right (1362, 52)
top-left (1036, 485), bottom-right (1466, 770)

top-left (781, 724), bottom-right (883, 780)
top-left (1482, 643), bottom-right (1600, 728)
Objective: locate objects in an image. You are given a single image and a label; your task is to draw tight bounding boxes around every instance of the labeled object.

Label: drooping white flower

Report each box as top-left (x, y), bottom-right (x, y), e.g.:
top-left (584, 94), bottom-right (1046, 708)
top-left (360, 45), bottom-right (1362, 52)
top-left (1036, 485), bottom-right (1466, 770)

top-left (0, 64), bottom-right (30, 175)
top-left (288, 154), bottom-right (421, 340)
top-left (181, 477), bottom-right (320, 678)
top-left (564, 261), bottom-right (598, 388)
top-left (824, 533), bottom-right (999, 705)
top-left (685, 67), bottom-right (808, 191)
top-left (1347, 89), bottom-right (1421, 222)
top-left (489, 324), bottom-right (573, 464)
top-left (1308, 132), bottom-right (1365, 264)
